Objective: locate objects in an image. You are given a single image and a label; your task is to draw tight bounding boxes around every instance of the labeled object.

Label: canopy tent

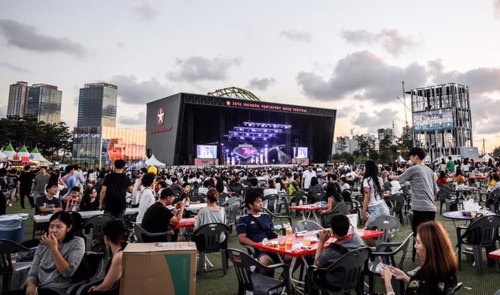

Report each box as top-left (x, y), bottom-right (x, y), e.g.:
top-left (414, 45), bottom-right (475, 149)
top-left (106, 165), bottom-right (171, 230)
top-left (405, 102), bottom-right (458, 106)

top-left (482, 153), bottom-right (492, 161)
top-left (145, 154), bottom-right (166, 167)
top-left (2, 143), bottom-right (16, 160)
top-left (0, 150), bottom-right (8, 162)
top-left (396, 155), bottom-right (407, 163)
top-left (17, 145), bottom-right (31, 158)
top-left (30, 146), bottom-right (52, 164)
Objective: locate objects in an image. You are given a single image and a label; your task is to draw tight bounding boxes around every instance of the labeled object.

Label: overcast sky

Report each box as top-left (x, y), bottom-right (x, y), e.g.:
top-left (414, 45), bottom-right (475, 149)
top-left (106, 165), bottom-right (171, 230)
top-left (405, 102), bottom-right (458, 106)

top-left (1, 1), bottom-right (500, 152)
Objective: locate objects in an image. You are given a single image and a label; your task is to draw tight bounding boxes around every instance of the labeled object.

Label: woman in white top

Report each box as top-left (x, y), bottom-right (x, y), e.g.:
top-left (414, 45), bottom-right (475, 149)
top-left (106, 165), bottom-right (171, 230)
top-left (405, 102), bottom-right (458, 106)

top-left (361, 160), bottom-right (390, 227)
top-left (136, 173), bottom-right (156, 224)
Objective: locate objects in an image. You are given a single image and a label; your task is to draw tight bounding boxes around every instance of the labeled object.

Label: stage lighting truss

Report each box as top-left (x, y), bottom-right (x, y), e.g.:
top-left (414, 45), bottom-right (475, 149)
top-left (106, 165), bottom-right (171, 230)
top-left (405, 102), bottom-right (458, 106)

top-left (225, 122), bottom-right (293, 141)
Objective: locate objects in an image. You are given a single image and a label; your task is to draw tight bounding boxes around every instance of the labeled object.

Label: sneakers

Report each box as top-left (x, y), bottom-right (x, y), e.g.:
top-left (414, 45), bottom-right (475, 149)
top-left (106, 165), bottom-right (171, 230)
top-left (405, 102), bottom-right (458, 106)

top-left (407, 266), bottom-right (421, 276)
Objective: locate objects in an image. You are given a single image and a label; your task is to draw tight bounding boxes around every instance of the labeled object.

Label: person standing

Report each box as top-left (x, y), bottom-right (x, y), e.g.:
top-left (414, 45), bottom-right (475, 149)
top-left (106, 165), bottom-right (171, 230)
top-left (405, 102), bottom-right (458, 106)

top-left (301, 164), bottom-right (317, 191)
top-left (99, 159), bottom-right (133, 220)
top-left (446, 156), bottom-right (455, 174)
top-left (32, 167), bottom-right (51, 199)
top-left (136, 173), bottom-right (156, 224)
top-left (18, 165), bottom-right (35, 210)
top-left (389, 147), bottom-right (438, 275)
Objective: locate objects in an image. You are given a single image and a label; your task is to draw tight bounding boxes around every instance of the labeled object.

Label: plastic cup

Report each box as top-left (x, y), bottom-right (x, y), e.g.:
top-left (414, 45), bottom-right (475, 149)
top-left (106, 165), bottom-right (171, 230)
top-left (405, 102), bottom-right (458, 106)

top-left (471, 211), bottom-right (477, 219)
top-left (279, 238), bottom-right (286, 251)
top-left (285, 238), bottom-right (293, 250)
top-left (304, 235), bottom-right (311, 246)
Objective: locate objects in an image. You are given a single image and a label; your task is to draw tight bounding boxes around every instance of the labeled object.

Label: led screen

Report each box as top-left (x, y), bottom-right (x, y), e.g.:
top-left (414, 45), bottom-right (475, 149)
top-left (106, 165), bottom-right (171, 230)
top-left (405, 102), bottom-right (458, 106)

top-left (196, 145), bottom-right (217, 159)
top-left (293, 147), bottom-right (309, 158)
top-left (413, 108), bottom-right (454, 132)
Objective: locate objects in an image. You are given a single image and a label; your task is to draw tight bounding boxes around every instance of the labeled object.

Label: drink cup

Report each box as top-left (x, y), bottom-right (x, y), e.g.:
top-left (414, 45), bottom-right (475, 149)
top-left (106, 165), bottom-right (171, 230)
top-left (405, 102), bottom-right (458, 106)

top-left (304, 235), bottom-right (311, 246)
top-left (471, 211), bottom-right (477, 219)
top-left (279, 238), bottom-right (286, 251)
top-left (285, 238), bottom-right (293, 250)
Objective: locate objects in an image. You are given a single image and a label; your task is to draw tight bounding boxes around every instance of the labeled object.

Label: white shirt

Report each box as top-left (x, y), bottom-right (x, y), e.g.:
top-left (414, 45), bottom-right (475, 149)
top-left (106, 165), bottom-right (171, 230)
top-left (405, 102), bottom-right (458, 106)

top-left (363, 177), bottom-right (385, 207)
top-left (137, 188), bottom-right (155, 224)
top-left (302, 170), bottom-right (317, 189)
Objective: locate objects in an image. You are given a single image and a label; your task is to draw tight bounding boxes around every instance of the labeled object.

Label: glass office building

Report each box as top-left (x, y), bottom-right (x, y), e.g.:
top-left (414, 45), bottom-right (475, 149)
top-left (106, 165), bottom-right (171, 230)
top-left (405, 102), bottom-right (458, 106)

top-left (77, 83), bottom-right (118, 127)
top-left (72, 126), bottom-right (146, 169)
top-left (26, 84), bottom-right (62, 124)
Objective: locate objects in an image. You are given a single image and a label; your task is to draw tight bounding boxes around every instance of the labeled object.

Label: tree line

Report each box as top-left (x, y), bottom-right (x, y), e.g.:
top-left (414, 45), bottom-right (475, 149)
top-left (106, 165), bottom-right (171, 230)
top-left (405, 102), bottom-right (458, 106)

top-left (0, 115), bottom-right (73, 162)
top-left (332, 132), bottom-right (414, 164)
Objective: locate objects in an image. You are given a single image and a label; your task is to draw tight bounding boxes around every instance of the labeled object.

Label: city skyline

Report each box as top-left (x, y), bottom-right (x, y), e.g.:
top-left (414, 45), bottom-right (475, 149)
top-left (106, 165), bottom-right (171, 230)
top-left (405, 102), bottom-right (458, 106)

top-left (1, 1), bottom-right (500, 152)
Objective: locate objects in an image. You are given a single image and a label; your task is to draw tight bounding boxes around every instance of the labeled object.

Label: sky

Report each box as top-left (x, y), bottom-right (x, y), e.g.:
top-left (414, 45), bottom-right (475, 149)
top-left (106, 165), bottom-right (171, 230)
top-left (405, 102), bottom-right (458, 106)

top-left (1, 1), bottom-right (500, 152)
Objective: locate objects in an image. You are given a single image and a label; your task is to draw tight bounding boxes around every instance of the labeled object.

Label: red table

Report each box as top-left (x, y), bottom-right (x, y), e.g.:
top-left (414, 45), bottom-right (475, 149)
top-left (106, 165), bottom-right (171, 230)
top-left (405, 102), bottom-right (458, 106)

top-left (289, 204), bottom-right (328, 223)
top-left (488, 249), bottom-right (500, 260)
top-left (253, 229), bottom-right (383, 293)
top-left (174, 217), bottom-right (196, 229)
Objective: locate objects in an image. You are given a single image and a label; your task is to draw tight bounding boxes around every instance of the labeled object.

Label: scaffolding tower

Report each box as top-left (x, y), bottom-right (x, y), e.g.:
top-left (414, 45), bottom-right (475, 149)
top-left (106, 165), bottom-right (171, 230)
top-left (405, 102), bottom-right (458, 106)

top-left (409, 83), bottom-right (473, 162)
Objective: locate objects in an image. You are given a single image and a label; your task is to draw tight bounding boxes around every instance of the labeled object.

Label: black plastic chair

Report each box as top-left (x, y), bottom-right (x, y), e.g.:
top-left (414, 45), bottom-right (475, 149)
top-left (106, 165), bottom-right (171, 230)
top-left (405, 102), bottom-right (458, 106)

top-left (0, 239), bottom-right (31, 294)
top-left (229, 183), bottom-right (245, 198)
top-left (367, 215), bottom-right (401, 250)
top-left (457, 215), bottom-right (500, 275)
top-left (265, 194), bottom-right (279, 213)
top-left (446, 282), bottom-right (463, 295)
top-left (367, 233), bottom-right (413, 295)
top-left (277, 192), bottom-right (290, 215)
top-left (314, 192), bottom-right (326, 203)
top-left (82, 214), bottom-right (116, 253)
top-left (308, 247), bottom-right (371, 295)
top-left (320, 202), bottom-right (353, 228)
top-left (263, 208), bottom-right (292, 235)
top-left (386, 193), bottom-right (406, 224)
top-left (134, 224), bottom-right (171, 243)
top-left (68, 211), bottom-right (83, 237)
top-left (67, 251), bottom-right (105, 295)
top-left (293, 220), bottom-right (323, 233)
top-left (226, 248), bottom-right (291, 295)
top-left (191, 223), bottom-right (231, 278)
top-left (225, 200), bottom-right (242, 234)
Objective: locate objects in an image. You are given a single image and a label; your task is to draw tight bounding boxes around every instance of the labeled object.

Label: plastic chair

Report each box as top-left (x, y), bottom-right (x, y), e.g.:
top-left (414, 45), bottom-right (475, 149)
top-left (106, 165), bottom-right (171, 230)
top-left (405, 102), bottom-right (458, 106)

top-left (457, 214), bottom-right (500, 275)
top-left (225, 200), bottom-right (242, 234)
top-left (446, 282), bottom-right (463, 295)
top-left (192, 223), bottom-right (230, 278)
top-left (82, 214), bottom-right (115, 253)
top-left (226, 248), bottom-right (291, 295)
top-left (367, 233), bottom-right (413, 295)
top-left (307, 247), bottom-right (371, 295)
top-left (386, 194), bottom-right (406, 224)
top-left (229, 183), bottom-right (245, 198)
top-left (67, 251), bottom-right (105, 295)
top-left (263, 208), bottom-right (292, 235)
top-left (265, 194), bottom-right (279, 213)
top-left (258, 180), bottom-right (267, 188)
top-left (68, 211), bottom-right (83, 237)
top-left (134, 224), bottom-right (171, 243)
top-left (293, 220), bottom-right (323, 233)
top-left (277, 192), bottom-right (290, 215)
top-left (0, 239), bottom-right (31, 294)
top-left (367, 215), bottom-right (401, 250)
top-left (313, 192), bottom-right (326, 203)
top-left (320, 202), bottom-right (353, 228)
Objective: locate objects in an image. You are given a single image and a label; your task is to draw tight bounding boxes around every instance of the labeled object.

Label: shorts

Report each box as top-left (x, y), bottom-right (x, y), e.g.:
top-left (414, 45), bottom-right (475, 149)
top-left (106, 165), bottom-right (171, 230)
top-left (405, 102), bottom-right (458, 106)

top-left (255, 249), bottom-right (281, 263)
top-left (367, 202), bottom-right (390, 223)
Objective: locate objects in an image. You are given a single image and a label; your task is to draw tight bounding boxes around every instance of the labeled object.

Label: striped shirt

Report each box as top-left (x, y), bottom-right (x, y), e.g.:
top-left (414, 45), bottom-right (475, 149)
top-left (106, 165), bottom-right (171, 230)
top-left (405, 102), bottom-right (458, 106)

top-left (399, 164), bottom-right (438, 212)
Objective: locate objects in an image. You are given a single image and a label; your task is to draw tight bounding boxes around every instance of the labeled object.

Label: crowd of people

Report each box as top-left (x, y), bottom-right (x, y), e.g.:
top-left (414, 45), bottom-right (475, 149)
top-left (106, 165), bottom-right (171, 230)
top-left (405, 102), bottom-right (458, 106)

top-left (2, 150), bottom-right (500, 294)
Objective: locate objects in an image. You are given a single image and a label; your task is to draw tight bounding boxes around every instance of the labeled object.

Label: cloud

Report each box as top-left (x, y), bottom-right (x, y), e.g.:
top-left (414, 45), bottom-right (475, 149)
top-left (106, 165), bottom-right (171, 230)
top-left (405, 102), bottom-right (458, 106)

top-left (0, 19), bottom-right (86, 57)
top-left (109, 75), bottom-right (170, 105)
top-left (340, 29), bottom-right (415, 56)
top-left (247, 77), bottom-right (276, 91)
top-left (297, 51), bottom-right (428, 103)
top-left (495, 0), bottom-right (500, 19)
top-left (119, 112), bottom-right (145, 125)
top-left (168, 56), bottom-right (242, 82)
top-left (1, 61), bottom-right (28, 73)
top-left (0, 104), bottom-right (6, 118)
top-left (352, 108), bottom-right (399, 133)
top-left (280, 30), bottom-right (312, 42)
top-left (129, 2), bottom-right (158, 22)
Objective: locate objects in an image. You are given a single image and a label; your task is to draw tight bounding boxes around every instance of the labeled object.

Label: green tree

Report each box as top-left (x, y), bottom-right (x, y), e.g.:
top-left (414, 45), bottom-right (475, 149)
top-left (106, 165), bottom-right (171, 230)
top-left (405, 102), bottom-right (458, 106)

top-left (395, 132), bottom-right (413, 157)
top-left (336, 136), bottom-right (348, 153)
top-left (492, 146), bottom-right (500, 158)
top-left (0, 115), bottom-right (73, 162)
top-left (378, 134), bottom-right (398, 164)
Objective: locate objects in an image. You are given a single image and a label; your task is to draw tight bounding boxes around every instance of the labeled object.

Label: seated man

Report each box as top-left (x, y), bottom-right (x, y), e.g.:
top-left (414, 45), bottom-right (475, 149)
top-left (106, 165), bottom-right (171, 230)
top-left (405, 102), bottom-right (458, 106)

top-left (312, 213), bottom-right (364, 291)
top-left (141, 188), bottom-right (186, 242)
top-left (236, 191), bottom-right (281, 270)
top-left (35, 182), bottom-right (63, 215)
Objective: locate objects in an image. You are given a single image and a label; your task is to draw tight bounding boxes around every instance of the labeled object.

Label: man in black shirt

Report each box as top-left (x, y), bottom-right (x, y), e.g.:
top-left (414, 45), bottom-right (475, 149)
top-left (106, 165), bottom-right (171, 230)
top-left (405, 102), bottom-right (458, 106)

top-left (18, 165), bottom-right (34, 209)
top-left (35, 182), bottom-right (63, 215)
top-left (99, 159), bottom-right (133, 220)
top-left (141, 188), bottom-right (186, 242)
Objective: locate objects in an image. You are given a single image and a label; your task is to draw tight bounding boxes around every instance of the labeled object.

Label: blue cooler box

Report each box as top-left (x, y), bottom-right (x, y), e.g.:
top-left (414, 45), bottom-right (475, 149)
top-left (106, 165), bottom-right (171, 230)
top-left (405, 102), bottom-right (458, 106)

top-left (0, 214), bottom-right (24, 243)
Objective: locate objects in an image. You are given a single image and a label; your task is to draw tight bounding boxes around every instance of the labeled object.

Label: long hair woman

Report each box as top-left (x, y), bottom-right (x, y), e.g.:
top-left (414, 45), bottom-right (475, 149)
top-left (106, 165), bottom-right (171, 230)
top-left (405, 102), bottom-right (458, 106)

top-left (381, 221), bottom-right (458, 294)
top-left (361, 160), bottom-right (389, 227)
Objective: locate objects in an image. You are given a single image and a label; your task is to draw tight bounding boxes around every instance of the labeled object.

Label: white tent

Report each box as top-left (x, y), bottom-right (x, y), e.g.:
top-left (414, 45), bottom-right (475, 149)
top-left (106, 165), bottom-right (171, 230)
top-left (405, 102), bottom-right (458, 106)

top-left (30, 147), bottom-right (52, 164)
top-left (145, 154), bottom-right (166, 167)
top-left (396, 155), bottom-right (407, 163)
top-left (482, 153), bottom-right (492, 161)
top-left (2, 143), bottom-right (16, 160)
top-left (0, 150), bottom-right (7, 162)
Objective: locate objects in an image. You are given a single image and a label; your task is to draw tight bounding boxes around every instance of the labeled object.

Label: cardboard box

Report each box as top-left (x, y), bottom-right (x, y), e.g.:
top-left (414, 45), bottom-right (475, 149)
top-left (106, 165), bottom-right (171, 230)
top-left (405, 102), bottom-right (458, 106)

top-left (120, 242), bottom-right (197, 295)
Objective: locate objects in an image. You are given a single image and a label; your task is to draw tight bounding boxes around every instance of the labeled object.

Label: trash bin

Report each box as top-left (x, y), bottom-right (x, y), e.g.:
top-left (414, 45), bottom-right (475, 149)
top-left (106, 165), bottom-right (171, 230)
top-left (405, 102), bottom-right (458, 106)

top-left (0, 214), bottom-right (23, 243)
top-left (15, 213), bottom-right (29, 244)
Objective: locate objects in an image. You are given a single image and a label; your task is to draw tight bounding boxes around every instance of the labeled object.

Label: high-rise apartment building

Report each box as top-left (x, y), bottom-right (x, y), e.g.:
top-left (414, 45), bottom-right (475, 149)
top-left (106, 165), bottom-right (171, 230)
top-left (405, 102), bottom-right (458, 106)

top-left (26, 84), bottom-right (62, 124)
top-left (7, 81), bottom-right (29, 117)
top-left (77, 83), bottom-right (118, 127)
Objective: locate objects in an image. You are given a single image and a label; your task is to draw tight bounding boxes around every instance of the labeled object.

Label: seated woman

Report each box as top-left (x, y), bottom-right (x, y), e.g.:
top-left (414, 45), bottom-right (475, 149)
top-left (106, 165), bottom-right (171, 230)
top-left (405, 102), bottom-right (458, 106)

top-left (487, 172), bottom-right (499, 192)
top-left (85, 220), bottom-right (127, 295)
top-left (307, 177), bottom-right (323, 203)
top-left (194, 188), bottom-right (227, 249)
top-left (437, 171), bottom-right (448, 186)
top-left (455, 168), bottom-right (466, 185)
top-left (380, 221), bottom-right (458, 295)
top-left (319, 182), bottom-right (343, 216)
top-left (25, 211), bottom-right (85, 295)
top-left (80, 187), bottom-right (100, 211)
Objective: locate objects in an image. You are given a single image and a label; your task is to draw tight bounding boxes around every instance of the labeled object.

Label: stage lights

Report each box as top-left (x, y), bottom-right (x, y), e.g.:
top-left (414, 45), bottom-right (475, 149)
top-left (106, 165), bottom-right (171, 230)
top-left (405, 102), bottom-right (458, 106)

top-left (225, 121), bottom-right (293, 141)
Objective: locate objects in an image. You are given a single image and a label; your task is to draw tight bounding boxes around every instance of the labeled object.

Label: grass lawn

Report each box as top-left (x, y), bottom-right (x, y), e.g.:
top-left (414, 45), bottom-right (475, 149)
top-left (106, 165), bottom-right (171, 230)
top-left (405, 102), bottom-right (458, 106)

top-left (3, 200), bottom-right (500, 294)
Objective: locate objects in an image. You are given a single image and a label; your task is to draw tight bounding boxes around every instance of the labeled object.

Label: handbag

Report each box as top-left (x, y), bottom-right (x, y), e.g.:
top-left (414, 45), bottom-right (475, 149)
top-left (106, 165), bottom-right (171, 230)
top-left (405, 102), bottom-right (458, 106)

top-left (248, 214), bottom-right (278, 239)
